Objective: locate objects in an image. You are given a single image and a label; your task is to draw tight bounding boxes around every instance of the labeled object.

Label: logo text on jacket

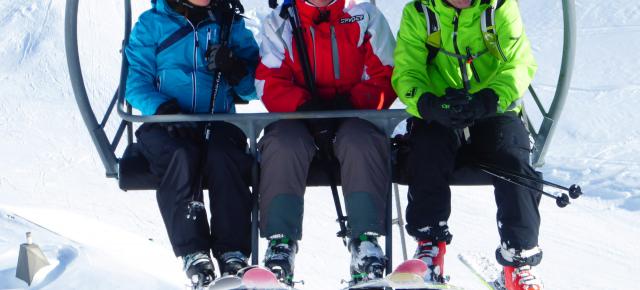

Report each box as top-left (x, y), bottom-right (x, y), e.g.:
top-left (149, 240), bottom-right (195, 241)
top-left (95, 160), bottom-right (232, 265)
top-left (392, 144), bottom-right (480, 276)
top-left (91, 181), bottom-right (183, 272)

top-left (340, 15), bottom-right (364, 24)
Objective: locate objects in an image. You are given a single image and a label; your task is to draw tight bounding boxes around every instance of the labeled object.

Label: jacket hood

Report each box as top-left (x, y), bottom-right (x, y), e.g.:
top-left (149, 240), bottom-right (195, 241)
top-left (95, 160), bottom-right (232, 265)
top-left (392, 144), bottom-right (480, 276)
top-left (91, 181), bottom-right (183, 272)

top-left (151, 0), bottom-right (174, 16)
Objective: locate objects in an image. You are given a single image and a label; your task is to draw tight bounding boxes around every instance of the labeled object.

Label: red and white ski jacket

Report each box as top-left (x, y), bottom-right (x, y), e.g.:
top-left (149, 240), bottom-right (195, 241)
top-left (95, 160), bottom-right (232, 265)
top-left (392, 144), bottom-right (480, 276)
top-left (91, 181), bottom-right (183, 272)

top-left (256, 0), bottom-right (397, 112)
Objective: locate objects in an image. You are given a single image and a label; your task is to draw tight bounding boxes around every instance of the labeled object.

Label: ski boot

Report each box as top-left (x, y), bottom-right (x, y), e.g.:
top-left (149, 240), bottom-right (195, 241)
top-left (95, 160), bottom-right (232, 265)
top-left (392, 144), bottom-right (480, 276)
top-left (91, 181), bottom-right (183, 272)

top-left (183, 251), bottom-right (216, 288)
top-left (413, 239), bottom-right (447, 283)
top-left (349, 233), bottom-right (386, 285)
top-left (218, 251), bottom-right (248, 276)
top-left (264, 235), bottom-right (297, 286)
top-left (496, 245), bottom-right (544, 290)
top-left (499, 265), bottom-right (544, 290)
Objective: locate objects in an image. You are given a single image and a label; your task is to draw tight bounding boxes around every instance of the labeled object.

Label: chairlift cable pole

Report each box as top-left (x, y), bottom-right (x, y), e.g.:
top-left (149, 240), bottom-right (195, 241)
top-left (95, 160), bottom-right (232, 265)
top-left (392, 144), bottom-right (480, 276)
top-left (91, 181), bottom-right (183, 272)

top-left (65, 0), bottom-right (118, 177)
top-left (531, 0), bottom-right (576, 167)
top-left (393, 182), bottom-right (408, 261)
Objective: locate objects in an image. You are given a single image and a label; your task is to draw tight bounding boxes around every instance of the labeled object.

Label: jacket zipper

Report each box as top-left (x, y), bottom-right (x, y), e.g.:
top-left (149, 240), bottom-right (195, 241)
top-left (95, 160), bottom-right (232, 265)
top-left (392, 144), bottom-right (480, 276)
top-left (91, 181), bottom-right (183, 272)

top-left (206, 28), bottom-right (212, 52)
top-left (183, 19), bottom-right (198, 113)
top-left (466, 47), bottom-right (481, 83)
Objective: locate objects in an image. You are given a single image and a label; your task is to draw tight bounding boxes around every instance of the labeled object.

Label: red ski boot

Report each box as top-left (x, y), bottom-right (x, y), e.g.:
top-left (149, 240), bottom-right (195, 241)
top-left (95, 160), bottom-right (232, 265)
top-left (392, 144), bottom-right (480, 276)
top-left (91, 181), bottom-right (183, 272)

top-left (497, 245), bottom-right (544, 290)
top-left (413, 240), bottom-right (447, 283)
top-left (503, 265), bottom-right (543, 290)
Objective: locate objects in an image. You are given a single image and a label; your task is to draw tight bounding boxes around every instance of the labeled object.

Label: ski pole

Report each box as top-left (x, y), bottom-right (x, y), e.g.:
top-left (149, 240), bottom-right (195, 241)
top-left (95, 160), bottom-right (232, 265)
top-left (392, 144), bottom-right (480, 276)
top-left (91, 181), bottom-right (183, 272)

top-left (476, 164), bottom-right (574, 208)
top-left (186, 8), bottom-right (236, 220)
top-left (282, 0), bottom-right (316, 95)
top-left (476, 162), bottom-right (583, 199)
top-left (282, 0), bottom-right (350, 242)
top-left (326, 159), bottom-right (349, 245)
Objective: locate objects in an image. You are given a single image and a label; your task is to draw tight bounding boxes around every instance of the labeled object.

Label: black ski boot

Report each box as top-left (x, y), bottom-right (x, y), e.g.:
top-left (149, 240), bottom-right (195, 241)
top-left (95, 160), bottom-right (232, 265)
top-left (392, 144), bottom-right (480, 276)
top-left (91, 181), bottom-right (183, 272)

top-left (264, 235), bottom-right (297, 286)
top-left (349, 233), bottom-right (386, 285)
top-left (183, 251), bottom-right (216, 288)
top-left (218, 251), bottom-right (248, 276)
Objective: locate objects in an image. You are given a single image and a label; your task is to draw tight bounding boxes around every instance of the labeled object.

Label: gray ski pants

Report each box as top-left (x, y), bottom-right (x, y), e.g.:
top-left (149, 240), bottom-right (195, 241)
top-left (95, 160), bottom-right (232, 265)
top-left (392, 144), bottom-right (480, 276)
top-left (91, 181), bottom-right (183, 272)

top-left (258, 118), bottom-right (390, 241)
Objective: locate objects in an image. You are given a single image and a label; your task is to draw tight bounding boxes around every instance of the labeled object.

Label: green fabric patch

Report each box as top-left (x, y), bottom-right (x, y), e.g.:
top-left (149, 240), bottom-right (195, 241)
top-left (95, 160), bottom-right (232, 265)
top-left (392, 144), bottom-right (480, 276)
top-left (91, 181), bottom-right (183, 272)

top-left (263, 194), bottom-right (304, 240)
top-left (345, 192), bottom-right (385, 239)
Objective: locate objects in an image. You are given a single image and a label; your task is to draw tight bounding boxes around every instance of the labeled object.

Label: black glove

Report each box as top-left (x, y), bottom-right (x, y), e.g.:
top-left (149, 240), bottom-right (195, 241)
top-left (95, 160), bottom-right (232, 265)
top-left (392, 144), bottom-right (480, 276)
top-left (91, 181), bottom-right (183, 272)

top-left (297, 97), bottom-right (330, 112)
top-left (459, 89), bottom-right (499, 122)
top-left (333, 94), bottom-right (353, 110)
top-left (306, 118), bottom-right (337, 160)
top-left (417, 92), bottom-right (471, 129)
top-left (205, 44), bottom-right (248, 86)
top-left (297, 98), bottom-right (338, 159)
top-left (155, 99), bottom-right (200, 140)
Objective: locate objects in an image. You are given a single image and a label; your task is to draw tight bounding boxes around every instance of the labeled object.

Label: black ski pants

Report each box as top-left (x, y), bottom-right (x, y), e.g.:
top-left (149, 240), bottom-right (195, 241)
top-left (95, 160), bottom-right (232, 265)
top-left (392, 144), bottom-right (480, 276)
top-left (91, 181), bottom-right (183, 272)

top-left (406, 115), bottom-right (541, 251)
top-left (136, 122), bottom-right (253, 258)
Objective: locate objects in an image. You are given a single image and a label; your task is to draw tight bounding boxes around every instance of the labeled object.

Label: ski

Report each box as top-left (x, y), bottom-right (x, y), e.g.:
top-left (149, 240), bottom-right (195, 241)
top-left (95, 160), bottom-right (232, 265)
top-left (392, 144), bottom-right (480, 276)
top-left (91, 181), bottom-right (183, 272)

top-left (189, 266), bottom-right (299, 290)
top-left (208, 275), bottom-right (243, 290)
top-left (344, 259), bottom-right (462, 290)
top-left (237, 266), bottom-right (296, 290)
top-left (457, 253), bottom-right (505, 290)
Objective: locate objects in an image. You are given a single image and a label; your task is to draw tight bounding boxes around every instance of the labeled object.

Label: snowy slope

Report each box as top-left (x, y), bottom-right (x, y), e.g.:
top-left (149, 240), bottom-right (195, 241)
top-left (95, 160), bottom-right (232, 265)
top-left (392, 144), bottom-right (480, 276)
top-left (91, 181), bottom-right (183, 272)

top-left (0, 0), bottom-right (639, 289)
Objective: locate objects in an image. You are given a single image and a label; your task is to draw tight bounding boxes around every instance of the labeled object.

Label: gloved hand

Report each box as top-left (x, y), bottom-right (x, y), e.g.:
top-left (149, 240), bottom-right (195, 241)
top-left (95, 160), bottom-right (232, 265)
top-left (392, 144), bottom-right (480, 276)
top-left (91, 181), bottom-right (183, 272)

top-left (459, 89), bottom-right (499, 122)
top-left (297, 97), bottom-right (338, 159)
top-left (205, 44), bottom-right (248, 86)
top-left (417, 92), bottom-right (471, 129)
top-left (297, 97), bottom-right (330, 112)
top-left (306, 118), bottom-right (337, 160)
top-left (333, 94), bottom-right (353, 110)
top-left (155, 99), bottom-right (200, 140)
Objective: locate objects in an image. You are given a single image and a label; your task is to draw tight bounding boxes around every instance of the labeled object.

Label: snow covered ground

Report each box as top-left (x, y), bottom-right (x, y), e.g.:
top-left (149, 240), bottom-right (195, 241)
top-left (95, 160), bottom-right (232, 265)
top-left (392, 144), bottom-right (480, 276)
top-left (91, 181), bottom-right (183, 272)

top-left (1, 0), bottom-right (639, 289)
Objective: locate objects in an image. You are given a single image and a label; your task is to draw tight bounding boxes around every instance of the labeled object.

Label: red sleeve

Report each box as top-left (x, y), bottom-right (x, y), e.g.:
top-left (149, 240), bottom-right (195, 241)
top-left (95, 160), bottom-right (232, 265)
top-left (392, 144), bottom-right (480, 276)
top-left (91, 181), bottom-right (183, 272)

top-left (256, 51), bottom-right (311, 113)
top-left (349, 37), bottom-right (398, 110)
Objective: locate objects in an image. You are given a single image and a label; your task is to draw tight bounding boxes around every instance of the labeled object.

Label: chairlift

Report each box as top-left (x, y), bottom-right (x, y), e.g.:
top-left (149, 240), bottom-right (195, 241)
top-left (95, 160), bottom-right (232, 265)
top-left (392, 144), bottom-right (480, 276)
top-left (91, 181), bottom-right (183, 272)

top-left (64, 0), bottom-right (578, 273)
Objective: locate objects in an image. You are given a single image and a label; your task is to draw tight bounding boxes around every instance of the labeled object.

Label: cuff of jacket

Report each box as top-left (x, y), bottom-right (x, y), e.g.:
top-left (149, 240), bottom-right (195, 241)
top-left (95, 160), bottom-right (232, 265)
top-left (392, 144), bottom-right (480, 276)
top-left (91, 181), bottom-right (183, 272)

top-left (233, 73), bottom-right (258, 101)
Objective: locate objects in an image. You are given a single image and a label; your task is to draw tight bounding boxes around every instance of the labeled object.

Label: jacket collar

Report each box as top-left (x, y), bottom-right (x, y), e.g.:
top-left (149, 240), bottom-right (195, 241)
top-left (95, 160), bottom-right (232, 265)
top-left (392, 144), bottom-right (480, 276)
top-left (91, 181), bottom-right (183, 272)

top-left (296, 0), bottom-right (346, 25)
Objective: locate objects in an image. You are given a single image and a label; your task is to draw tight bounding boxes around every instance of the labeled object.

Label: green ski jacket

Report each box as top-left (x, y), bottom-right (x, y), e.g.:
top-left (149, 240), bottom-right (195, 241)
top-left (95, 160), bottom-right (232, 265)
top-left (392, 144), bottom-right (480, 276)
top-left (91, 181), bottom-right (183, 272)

top-left (392, 0), bottom-right (537, 118)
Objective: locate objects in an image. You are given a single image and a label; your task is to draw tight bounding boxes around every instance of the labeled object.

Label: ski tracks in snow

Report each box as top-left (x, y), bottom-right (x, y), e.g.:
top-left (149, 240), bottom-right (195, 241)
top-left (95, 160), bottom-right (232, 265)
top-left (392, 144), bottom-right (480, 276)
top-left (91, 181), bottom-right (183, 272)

top-left (0, 0), bottom-right (54, 68)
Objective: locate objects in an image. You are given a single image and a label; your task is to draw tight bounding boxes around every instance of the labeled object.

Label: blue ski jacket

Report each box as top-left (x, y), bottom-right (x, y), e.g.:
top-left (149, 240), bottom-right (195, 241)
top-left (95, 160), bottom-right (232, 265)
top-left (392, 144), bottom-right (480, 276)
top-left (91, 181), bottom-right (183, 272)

top-left (125, 0), bottom-right (259, 116)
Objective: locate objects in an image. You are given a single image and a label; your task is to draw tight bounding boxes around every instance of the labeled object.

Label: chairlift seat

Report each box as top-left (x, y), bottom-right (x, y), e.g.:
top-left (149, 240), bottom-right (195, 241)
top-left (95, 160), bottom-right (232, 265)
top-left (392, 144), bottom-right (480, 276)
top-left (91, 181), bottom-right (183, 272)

top-left (118, 142), bottom-right (498, 191)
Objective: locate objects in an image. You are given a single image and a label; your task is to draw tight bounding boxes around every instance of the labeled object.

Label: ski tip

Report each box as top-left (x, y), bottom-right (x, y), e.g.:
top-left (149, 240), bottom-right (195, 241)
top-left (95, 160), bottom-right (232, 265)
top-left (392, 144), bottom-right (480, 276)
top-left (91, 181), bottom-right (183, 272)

top-left (393, 259), bottom-right (429, 275)
top-left (241, 266), bottom-right (282, 288)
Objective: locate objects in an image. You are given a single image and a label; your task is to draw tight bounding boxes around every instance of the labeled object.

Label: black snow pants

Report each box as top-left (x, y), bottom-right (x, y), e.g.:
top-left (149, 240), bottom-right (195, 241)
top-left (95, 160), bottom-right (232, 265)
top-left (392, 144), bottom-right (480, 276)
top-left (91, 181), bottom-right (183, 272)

top-left (136, 121), bottom-right (253, 258)
top-left (405, 115), bottom-right (542, 251)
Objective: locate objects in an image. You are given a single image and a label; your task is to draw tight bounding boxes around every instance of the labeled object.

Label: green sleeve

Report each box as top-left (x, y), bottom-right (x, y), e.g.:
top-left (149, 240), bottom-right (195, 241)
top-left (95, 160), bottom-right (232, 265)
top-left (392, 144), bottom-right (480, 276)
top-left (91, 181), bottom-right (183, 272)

top-left (392, 2), bottom-right (434, 118)
top-left (488, 0), bottom-right (537, 113)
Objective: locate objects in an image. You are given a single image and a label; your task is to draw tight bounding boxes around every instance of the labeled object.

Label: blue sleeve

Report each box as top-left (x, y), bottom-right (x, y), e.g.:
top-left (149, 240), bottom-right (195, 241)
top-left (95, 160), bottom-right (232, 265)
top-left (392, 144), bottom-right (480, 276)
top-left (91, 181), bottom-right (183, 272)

top-left (125, 12), bottom-right (171, 115)
top-left (229, 18), bottom-right (259, 101)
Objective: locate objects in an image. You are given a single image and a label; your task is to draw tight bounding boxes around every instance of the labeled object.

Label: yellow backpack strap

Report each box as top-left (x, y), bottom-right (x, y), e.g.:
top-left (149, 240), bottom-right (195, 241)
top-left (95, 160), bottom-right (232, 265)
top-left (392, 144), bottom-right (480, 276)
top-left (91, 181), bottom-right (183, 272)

top-left (481, 0), bottom-right (508, 61)
top-left (414, 0), bottom-right (441, 63)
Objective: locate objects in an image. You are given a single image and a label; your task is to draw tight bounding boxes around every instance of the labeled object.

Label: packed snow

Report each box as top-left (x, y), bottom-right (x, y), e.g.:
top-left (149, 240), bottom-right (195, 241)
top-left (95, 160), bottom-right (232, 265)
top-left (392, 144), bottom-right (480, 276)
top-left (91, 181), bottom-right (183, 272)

top-left (1, 0), bottom-right (639, 289)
